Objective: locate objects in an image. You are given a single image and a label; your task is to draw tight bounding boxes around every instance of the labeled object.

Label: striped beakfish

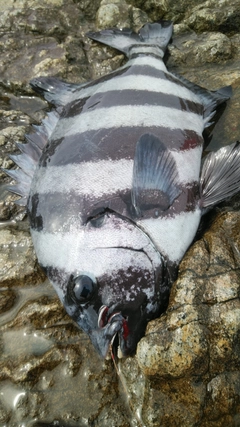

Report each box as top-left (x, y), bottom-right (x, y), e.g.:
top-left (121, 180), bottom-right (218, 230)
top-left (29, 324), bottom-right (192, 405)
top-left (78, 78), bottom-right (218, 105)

top-left (4, 21), bottom-right (240, 358)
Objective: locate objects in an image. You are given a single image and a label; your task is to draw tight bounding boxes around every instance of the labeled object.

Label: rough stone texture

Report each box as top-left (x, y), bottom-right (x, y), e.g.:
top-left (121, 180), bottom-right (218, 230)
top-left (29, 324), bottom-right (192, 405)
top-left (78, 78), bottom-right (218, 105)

top-left (168, 31), bottom-right (233, 66)
top-left (137, 212), bottom-right (240, 377)
top-left (127, 211), bottom-right (240, 427)
top-left (125, 0), bottom-right (240, 31)
top-left (0, 0), bottom-right (239, 426)
top-left (0, 224), bottom-right (44, 285)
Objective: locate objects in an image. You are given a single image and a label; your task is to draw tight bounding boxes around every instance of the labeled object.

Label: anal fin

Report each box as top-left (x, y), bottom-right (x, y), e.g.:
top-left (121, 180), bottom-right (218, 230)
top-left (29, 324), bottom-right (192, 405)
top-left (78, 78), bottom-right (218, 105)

top-left (131, 133), bottom-right (180, 216)
top-left (200, 141), bottom-right (240, 212)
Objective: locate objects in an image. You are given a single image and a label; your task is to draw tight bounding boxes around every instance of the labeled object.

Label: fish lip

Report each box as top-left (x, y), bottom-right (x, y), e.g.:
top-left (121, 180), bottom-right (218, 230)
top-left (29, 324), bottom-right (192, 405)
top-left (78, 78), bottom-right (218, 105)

top-left (98, 304), bottom-right (124, 328)
top-left (98, 305), bottom-right (109, 328)
top-left (97, 305), bottom-right (129, 359)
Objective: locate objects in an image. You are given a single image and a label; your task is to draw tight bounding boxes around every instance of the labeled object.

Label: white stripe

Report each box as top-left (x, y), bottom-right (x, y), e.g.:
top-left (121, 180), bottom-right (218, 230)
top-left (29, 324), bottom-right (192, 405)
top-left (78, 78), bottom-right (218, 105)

top-left (53, 105), bottom-right (204, 140)
top-left (130, 46), bottom-right (164, 58)
top-left (31, 219), bottom-right (162, 276)
top-left (69, 74), bottom-right (201, 104)
top-left (127, 56), bottom-right (167, 72)
top-left (32, 145), bottom-right (202, 197)
top-left (69, 57), bottom-right (167, 102)
top-left (138, 209), bottom-right (201, 262)
top-left (172, 145), bottom-right (202, 183)
top-left (32, 159), bottom-right (133, 197)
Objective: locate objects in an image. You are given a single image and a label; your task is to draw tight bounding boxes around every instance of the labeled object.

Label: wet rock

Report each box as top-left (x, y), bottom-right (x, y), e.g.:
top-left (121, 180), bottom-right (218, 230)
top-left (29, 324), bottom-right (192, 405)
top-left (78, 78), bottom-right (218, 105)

top-left (0, 277), bottom-right (132, 426)
top-left (205, 372), bottom-right (240, 422)
top-left (0, 1), bottom-right (91, 91)
top-left (0, 399), bottom-right (11, 425)
top-left (0, 35), bottom-right (69, 90)
top-left (0, 289), bottom-right (16, 313)
top-left (0, 225), bottom-right (43, 285)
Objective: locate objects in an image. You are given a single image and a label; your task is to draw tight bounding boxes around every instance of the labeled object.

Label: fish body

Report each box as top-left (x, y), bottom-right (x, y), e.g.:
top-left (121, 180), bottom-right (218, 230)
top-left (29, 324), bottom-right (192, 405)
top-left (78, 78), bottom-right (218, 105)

top-left (4, 21), bottom-right (240, 358)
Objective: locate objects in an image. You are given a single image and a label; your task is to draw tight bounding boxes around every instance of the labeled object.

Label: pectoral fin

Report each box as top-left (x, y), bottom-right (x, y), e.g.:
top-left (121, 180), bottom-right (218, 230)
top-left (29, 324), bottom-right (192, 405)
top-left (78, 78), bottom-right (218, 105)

top-left (131, 133), bottom-right (180, 216)
top-left (200, 141), bottom-right (240, 212)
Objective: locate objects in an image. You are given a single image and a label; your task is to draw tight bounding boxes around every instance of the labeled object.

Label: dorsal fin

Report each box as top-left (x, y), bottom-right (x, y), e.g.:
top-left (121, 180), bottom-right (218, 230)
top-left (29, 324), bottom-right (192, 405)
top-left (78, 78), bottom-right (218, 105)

top-left (30, 77), bottom-right (85, 106)
top-left (2, 111), bottom-right (59, 207)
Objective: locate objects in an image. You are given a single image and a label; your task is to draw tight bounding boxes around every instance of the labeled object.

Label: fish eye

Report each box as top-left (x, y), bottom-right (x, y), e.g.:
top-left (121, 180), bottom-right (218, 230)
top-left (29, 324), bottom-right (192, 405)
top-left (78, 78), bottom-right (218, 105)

top-left (88, 207), bottom-right (109, 228)
top-left (68, 274), bottom-right (95, 304)
top-left (90, 213), bottom-right (105, 228)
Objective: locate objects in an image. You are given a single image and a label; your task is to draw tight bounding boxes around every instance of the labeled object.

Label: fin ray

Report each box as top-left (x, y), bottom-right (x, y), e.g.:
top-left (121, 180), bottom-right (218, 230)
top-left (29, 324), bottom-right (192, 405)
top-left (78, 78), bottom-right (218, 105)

top-left (30, 77), bottom-right (86, 106)
top-left (3, 111), bottom-right (59, 207)
top-left (132, 133), bottom-right (180, 216)
top-left (171, 72), bottom-right (232, 128)
top-left (200, 141), bottom-right (240, 210)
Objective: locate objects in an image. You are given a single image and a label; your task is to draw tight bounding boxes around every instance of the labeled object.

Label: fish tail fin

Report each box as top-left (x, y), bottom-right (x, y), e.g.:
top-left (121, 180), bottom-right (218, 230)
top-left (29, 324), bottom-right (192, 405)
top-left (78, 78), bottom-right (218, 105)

top-left (86, 20), bottom-right (173, 58)
top-left (200, 141), bottom-right (240, 213)
top-left (138, 21), bottom-right (173, 53)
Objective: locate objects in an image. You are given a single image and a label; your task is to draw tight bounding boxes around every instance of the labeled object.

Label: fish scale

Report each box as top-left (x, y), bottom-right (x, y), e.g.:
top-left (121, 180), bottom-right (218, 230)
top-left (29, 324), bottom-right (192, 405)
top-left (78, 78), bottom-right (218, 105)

top-left (3, 20), bottom-right (240, 358)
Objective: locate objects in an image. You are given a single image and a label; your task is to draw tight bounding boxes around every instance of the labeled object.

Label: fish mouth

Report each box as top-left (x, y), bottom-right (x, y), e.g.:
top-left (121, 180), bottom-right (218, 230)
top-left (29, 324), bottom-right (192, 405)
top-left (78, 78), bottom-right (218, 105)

top-left (96, 305), bottom-right (129, 359)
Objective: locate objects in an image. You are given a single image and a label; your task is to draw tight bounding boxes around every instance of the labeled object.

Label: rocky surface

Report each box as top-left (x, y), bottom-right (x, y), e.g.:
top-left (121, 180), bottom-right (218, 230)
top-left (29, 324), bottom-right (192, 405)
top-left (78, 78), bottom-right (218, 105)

top-left (0, 0), bottom-right (240, 426)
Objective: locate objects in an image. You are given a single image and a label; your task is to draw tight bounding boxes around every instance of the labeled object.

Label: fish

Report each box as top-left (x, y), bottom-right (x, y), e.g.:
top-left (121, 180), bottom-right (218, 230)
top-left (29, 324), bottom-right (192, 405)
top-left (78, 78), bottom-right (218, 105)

top-left (3, 21), bottom-right (240, 358)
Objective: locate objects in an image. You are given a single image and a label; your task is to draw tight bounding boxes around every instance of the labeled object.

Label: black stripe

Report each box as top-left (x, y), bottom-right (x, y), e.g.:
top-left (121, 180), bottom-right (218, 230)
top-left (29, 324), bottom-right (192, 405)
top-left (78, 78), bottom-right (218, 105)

top-left (28, 182), bottom-right (199, 233)
top-left (61, 90), bottom-right (203, 119)
top-left (40, 127), bottom-right (203, 167)
top-left (81, 65), bottom-right (131, 89)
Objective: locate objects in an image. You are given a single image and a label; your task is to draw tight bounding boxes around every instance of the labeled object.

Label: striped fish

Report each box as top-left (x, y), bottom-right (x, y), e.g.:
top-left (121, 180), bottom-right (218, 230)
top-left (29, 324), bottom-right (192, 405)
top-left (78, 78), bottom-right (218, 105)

top-left (4, 21), bottom-right (240, 358)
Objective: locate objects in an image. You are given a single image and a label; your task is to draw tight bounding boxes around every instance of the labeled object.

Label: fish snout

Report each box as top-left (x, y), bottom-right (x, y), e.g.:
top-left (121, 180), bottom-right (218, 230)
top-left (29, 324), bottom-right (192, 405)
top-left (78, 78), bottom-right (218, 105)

top-left (96, 305), bottom-right (127, 358)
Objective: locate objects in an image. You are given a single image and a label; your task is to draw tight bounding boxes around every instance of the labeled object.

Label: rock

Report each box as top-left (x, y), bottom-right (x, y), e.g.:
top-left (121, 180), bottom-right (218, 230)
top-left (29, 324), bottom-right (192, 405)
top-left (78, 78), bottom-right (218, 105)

top-left (125, 0), bottom-right (240, 31)
top-left (96, 0), bottom-right (131, 29)
top-left (168, 31), bottom-right (232, 66)
top-left (0, 225), bottom-right (43, 285)
top-left (185, 0), bottom-right (240, 33)
top-left (135, 211), bottom-right (240, 425)
top-left (137, 212), bottom-right (240, 376)
top-left (0, 289), bottom-right (16, 313)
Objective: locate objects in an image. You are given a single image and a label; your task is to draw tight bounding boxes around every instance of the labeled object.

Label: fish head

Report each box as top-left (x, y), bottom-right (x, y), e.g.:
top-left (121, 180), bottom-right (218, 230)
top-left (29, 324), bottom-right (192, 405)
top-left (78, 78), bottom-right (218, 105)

top-left (31, 205), bottom-right (165, 358)
top-left (61, 211), bottom-right (164, 358)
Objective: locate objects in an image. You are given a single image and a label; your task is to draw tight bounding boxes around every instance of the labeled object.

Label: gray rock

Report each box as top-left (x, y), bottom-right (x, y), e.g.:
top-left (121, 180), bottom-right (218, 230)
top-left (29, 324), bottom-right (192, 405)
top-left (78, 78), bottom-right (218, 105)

top-left (168, 31), bottom-right (233, 66)
top-left (96, 0), bottom-right (132, 29)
